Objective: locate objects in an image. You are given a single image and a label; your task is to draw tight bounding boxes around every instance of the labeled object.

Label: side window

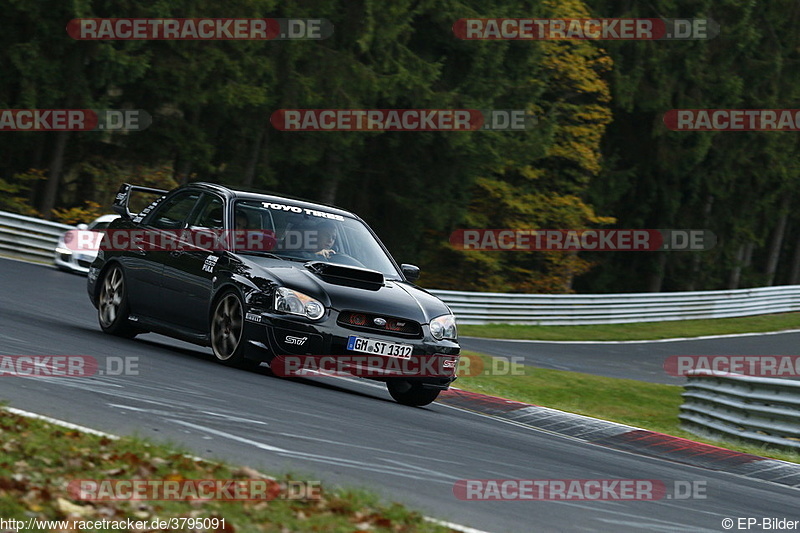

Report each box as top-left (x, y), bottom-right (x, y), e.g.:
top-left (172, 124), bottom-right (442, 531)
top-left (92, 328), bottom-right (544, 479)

top-left (146, 192), bottom-right (201, 229)
top-left (189, 195), bottom-right (225, 230)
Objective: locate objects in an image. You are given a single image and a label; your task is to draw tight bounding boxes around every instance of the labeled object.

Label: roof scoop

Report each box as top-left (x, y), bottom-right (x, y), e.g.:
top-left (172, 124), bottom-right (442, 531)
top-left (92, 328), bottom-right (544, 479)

top-left (305, 261), bottom-right (384, 289)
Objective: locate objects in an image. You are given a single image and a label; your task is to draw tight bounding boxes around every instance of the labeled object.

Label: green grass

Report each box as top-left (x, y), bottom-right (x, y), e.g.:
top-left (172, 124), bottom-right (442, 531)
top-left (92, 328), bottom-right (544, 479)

top-left (459, 312), bottom-right (800, 341)
top-left (454, 352), bottom-right (800, 464)
top-left (0, 407), bottom-right (451, 532)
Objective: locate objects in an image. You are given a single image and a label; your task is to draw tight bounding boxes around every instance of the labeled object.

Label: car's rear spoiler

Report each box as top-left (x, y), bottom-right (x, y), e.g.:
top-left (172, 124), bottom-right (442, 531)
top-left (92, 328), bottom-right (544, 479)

top-left (112, 183), bottom-right (168, 219)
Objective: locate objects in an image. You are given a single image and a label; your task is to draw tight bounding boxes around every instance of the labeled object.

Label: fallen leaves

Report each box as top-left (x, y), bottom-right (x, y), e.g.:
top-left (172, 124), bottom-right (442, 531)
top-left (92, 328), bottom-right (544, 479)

top-left (0, 408), bottom-right (443, 533)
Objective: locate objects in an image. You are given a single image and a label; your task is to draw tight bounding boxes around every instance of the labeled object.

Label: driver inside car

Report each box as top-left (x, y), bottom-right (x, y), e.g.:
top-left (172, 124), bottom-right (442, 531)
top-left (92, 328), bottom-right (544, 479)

top-left (312, 221), bottom-right (338, 260)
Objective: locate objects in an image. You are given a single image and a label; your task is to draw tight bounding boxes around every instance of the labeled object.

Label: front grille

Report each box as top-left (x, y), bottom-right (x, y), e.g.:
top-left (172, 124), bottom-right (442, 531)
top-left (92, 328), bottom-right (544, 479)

top-left (338, 311), bottom-right (422, 338)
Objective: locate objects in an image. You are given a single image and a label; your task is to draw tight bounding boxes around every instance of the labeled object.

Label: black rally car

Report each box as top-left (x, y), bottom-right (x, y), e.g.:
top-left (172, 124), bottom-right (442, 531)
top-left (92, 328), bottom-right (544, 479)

top-left (87, 182), bottom-right (460, 406)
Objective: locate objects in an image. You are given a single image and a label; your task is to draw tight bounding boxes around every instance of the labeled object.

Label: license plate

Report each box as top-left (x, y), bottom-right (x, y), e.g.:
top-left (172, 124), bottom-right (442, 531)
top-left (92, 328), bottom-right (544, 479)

top-left (346, 335), bottom-right (413, 359)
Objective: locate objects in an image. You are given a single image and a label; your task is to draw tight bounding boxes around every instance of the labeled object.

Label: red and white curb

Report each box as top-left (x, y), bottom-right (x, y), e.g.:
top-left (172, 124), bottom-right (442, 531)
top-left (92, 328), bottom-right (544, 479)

top-left (438, 388), bottom-right (800, 488)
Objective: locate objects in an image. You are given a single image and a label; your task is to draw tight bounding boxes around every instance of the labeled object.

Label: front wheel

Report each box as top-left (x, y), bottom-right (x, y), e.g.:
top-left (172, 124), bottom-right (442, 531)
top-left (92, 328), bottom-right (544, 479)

top-left (210, 291), bottom-right (246, 366)
top-left (387, 381), bottom-right (441, 407)
top-left (97, 265), bottom-right (139, 338)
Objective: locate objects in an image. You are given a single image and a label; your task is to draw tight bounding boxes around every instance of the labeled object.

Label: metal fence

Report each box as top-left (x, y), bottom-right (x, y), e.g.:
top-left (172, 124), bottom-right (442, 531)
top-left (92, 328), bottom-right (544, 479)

top-left (2, 209), bottom-right (799, 326)
top-left (679, 372), bottom-right (800, 451)
top-left (430, 287), bottom-right (800, 325)
top-left (0, 210), bottom-right (72, 262)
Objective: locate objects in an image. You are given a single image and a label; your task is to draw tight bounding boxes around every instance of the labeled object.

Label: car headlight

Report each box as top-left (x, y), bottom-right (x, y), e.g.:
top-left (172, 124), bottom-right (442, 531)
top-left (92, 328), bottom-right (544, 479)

top-left (274, 287), bottom-right (325, 320)
top-left (430, 314), bottom-right (457, 340)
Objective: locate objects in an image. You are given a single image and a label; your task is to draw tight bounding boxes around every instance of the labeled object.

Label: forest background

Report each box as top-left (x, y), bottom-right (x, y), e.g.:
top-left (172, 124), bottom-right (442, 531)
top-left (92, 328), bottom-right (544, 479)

top-left (1, 0), bottom-right (794, 293)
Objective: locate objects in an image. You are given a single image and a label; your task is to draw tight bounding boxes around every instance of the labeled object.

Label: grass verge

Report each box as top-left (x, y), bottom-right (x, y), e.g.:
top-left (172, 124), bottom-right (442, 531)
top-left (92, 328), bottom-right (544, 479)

top-left (459, 312), bottom-right (800, 341)
top-left (0, 407), bottom-right (451, 532)
top-left (455, 352), bottom-right (800, 464)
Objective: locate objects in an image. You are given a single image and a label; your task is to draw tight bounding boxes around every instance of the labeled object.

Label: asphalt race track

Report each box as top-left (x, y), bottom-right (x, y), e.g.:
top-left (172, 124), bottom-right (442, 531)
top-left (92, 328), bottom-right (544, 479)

top-left (461, 332), bottom-right (800, 385)
top-left (1, 257), bottom-right (799, 532)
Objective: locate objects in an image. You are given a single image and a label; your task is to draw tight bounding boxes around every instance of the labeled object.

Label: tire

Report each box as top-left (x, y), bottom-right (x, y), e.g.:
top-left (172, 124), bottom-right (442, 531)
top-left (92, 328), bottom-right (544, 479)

top-left (97, 265), bottom-right (139, 338)
top-left (387, 380), bottom-right (441, 407)
top-left (210, 291), bottom-right (246, 366)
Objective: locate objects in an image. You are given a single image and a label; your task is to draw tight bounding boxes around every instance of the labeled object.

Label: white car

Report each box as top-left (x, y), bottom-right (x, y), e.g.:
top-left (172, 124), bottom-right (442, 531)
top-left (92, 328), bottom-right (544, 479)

top-left (54, 214), bottom-right (120, 274)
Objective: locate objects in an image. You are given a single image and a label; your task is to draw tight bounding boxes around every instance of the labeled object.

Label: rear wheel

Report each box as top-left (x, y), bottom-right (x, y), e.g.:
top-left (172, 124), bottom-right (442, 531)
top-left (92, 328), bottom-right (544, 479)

top-left (210, 291), bottom-right (246, 366)
top-left (98, 265), bottom-right (139, 338)
top-left (387, 381), bottom-right (441, 406)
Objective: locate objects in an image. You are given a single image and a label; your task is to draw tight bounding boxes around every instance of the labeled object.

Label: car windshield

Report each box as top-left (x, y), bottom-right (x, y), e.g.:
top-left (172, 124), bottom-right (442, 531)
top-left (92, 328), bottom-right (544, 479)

top-left (233, 199), bottom-right (401, 279)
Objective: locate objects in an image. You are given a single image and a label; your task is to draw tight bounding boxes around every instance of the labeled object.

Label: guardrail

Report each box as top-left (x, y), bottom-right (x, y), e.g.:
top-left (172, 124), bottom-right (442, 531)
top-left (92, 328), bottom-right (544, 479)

top-left (2, 209), bottom-right (799, 326)
top-left (679, 372), bottom-right (800, 451)
top-left (0, 210), bottom-right (73, 262)
top-left (429, 287), bottom-right (800, 325)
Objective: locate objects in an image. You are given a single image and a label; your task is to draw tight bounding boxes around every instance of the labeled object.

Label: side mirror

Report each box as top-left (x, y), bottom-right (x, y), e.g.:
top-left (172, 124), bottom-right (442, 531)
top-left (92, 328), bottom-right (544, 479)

top-left (401, 264), bottom-right (420, 282)
top-left (76, 223), bottom-right (89, 230)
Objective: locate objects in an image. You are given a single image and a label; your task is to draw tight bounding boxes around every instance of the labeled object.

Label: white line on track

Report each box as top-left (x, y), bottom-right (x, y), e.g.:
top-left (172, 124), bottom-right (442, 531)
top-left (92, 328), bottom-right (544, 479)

top-left (423, 517), bottom-right (492, 533)
top-left (2, 405), bottom-right (486, 533)
top-left (5, 406), bottom-right (119, 438)
top-left (463, 328), bottom-right (800, 345)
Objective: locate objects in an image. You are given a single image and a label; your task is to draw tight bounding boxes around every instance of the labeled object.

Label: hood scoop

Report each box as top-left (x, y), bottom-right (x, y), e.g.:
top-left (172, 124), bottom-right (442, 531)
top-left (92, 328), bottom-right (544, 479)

top-left (305, 261), bottom-right (384, 290)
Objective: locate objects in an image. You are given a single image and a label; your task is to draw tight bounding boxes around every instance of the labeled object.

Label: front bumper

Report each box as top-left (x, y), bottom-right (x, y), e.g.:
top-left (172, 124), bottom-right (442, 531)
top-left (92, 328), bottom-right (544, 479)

top-left (242, 310), bottom-right (460, 388)
top-left (54, 248), bottom-right (95, 274)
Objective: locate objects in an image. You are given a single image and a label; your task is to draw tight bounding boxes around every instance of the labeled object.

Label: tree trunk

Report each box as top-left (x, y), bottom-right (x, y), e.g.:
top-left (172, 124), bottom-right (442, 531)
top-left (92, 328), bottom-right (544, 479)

top-left (646, 253), bottom-right (668, 292)
top-left (564, 250), bottom-right (578, 291)
top-left (176, 159), bottom-right (193, 186)
top-left (744, 241), bottom-right (754, 267)
top-left (765, 197), bottom-right (790, 285)
top-left (728, 243), bottom-right (746, 289)
top-left (259, 126), bottom-right (271, 186)
top-left (789, 234), bottom-right (800, 285)
top-left (176, 109), bottom-right (201, 185)
top-left (38, 131), bottom-right (69, 219)
top-left (319, 151), bottom-right (341, 204)
top-left (38, 46), bottom-right (83, 218)
top-left (685, 254), bottom-right (700, 291)
top-left (243, 123), bottom-right (266, 187)
top-left (32, 135), bottom-right (45, 169)
top-left (686, 194), bottom-right (714, 290)
top-left (28, 137), bottom-right (47, 207)
top-left (738, 241), bottom-right (755, 287)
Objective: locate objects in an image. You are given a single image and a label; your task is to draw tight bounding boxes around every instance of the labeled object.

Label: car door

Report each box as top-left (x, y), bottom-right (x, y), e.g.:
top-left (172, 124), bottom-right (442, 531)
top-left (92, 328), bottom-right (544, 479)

top-left (161, 193), bottom-right (227, 332)
top-left (128, 191), bottom-right (202, 321)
